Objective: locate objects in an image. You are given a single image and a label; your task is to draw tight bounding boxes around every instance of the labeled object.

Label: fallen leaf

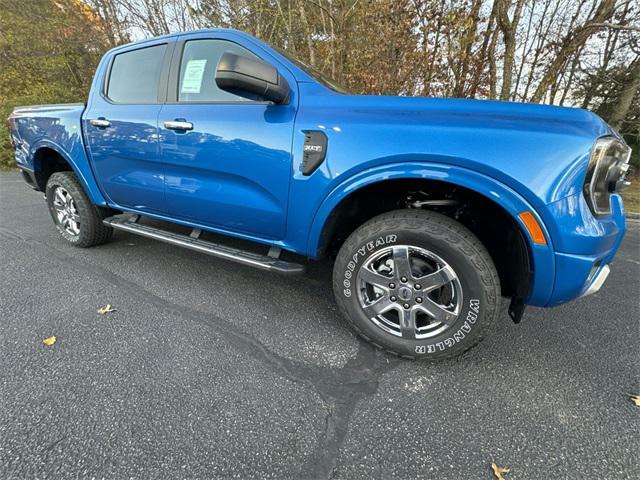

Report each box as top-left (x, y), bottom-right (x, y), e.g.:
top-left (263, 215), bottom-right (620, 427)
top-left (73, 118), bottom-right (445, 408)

top-left (491, 463), bottom-right (510, 480)
top-left (630, 395), bottom-right (640, 407)
top-left (43, 336), bottom-right (56, 346)
top-left (97, 304), bottom-right (115, 315)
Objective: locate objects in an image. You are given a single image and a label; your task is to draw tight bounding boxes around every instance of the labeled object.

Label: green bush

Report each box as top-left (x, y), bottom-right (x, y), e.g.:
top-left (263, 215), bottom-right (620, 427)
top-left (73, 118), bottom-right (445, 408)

top-left (0, 0), bottom-right (106, 169)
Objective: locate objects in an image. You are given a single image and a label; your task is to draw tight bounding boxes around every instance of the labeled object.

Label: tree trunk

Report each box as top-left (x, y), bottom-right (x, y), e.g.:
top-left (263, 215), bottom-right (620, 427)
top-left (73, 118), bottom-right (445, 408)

top-left (454, 0), bottom-right (482, 97)
top-left (469, 0), bottom-right (498, 97)
top-left (488, 27), bottom-right (499, 99)
top-left (496, 0), bottom-right (525, 101)
top-left (607, 58), bottom-right (640, 129)
top-left (513, 0), bottom-right (537, 99)
top-left (298, 1), bottom-right (316, 66)
top-left (523, 0), bottom-right (561, 100)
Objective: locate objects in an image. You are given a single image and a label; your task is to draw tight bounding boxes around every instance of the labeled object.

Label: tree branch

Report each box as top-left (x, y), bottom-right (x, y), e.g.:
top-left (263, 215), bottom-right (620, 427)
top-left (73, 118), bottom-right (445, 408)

top-left (591, 23), bottom-right (640, 32)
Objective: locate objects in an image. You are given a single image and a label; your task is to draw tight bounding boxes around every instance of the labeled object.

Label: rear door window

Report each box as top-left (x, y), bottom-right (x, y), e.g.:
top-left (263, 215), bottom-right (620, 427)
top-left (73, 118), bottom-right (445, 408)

top-left (107, 44), bottom-right (167, 104)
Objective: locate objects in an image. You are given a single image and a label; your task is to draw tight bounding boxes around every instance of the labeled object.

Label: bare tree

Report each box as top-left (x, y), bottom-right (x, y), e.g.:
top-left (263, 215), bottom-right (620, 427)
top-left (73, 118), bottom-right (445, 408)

top-left (531, 0), bottom-right (617, 103)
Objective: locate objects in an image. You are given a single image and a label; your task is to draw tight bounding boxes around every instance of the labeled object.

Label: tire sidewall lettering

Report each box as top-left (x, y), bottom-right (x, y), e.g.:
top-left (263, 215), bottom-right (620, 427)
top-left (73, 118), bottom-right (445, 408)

top-left (342, 234), bottom-right (397, 298)
top-left (414, 298), bottom-right (481, 355)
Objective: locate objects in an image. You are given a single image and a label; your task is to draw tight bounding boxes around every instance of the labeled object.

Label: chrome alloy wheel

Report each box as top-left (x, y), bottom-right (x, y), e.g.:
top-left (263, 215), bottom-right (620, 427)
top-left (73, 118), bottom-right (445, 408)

top-left (356, 245), bottom-right (463, 339)
top-left (52, 186), bottom-right (80, 236)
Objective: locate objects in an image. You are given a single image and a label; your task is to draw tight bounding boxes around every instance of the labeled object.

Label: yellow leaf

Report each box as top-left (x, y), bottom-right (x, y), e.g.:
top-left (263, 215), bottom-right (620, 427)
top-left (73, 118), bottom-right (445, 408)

top-left (43, 335), bottom-right (56, 346)
top-left (630, 395), bottom-right (640, 407)
top-left (491, 463), bottom-right (510, 480)
top-left (97, 304), bottom-right (115, 315)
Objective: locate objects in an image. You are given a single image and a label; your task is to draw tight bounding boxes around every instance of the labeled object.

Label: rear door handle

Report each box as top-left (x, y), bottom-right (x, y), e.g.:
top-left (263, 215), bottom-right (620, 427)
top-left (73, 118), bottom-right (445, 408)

top-left (164, 120), bottom-right (193, 131)
top-left (89, 118), bottom-right (111, 128)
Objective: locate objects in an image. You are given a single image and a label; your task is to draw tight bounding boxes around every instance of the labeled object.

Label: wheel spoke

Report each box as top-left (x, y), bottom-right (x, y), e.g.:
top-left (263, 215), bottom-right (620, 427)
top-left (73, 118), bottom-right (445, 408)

top-left (399, 308), bottom-right (417, 339)
top-left (68, 219), bottom-right (80, 234)
top-left (417, 265), bottom-right (456, 292)
top-left (392, 246), bottom-right (412, 280)
top-left (362, 295), bottom-right (394, 319)
top-left (54, 189), bottom-right (66, 206)
top-left (418, 298), bottom-right (457, 325)
top-left (358, 266), bottom-right (391, 288)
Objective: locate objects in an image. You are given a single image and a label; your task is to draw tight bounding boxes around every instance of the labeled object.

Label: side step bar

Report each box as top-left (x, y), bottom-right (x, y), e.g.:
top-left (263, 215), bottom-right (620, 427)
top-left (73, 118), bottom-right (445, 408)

top-left (103, 215), bottom-right (305, 275)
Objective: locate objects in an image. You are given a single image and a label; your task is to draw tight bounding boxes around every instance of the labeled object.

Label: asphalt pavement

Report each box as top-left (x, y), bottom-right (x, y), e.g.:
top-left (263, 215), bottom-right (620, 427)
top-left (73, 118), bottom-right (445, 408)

top-left (1, 171), bottom-right (638, 479)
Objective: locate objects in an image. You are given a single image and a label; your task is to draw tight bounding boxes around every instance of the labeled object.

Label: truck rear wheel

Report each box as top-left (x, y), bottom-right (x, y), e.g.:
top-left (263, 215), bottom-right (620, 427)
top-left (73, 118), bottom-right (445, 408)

top-left (45, 171), bottom-right (113, 248)
top-left (332, 209), bottom-right (500, 360)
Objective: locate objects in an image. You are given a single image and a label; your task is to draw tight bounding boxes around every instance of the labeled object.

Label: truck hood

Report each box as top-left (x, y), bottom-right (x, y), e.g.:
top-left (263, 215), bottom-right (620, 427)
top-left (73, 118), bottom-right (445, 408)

top-left (331, 94), bottom-right (613, 141)
top-left (297, 86), bottom-right (614, 206)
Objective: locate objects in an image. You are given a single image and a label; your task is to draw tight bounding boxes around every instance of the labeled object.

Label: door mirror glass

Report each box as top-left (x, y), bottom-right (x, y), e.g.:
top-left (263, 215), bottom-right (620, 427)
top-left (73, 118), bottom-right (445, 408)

top-left (216, 52), bottom-right (290, 104)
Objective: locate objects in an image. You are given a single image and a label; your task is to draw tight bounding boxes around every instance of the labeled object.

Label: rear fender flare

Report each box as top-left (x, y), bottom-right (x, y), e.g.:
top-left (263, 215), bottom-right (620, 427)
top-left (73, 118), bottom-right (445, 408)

top-left (30, 139), bottom-right (108, 206)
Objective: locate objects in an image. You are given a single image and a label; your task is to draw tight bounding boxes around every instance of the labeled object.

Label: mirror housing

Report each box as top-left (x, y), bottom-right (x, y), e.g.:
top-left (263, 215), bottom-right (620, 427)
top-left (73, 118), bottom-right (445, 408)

top-left (215, 52), bottom-right (290, 104)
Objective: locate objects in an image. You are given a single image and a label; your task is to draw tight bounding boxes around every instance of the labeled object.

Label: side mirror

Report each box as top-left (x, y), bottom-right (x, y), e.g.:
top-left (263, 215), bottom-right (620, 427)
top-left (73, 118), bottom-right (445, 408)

top-left (215, 52), bottom-right (290, 104)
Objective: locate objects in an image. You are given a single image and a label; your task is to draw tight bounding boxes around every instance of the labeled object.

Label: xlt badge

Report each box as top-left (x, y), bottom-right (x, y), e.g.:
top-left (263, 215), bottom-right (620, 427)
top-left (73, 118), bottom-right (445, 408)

top-left (302, 131), bottom-right (328, 175)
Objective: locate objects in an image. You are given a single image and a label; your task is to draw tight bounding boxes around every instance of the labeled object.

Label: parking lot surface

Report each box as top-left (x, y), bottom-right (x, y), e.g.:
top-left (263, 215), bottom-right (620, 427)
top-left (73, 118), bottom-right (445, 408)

top-left (1, 172), bottom-right (638, 479)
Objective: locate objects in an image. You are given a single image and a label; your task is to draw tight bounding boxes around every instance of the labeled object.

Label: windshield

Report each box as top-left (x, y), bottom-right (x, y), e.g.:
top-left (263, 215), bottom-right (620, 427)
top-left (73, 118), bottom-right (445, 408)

top-left (275, 48), bottom-right (351, 94)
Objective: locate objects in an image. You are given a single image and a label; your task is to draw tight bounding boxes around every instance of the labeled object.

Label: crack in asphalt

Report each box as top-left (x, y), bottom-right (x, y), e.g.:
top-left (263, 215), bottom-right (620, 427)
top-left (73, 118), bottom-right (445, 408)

top-left (297, 343), bottom-right (398, 480)
top-left (0, 225), bottom-right (400, 479)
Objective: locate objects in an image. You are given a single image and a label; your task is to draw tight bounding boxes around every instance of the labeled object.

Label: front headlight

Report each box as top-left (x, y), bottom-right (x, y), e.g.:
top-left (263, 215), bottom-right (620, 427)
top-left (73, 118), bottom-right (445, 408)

top-left (583, 136), bottom-right (632, 216)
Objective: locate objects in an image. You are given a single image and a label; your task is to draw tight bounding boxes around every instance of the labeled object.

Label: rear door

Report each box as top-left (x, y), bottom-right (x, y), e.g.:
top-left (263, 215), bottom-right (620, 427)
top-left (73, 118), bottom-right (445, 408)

top-left (157, 34), bottom-right (297, 240)
top-left (83, 41), bottom-right (173, 213)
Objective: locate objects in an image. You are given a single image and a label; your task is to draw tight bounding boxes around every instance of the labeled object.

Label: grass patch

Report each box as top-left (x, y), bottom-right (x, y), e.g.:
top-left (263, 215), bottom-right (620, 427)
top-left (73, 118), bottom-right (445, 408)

top-left (622, 176), bottom-right (639, 214)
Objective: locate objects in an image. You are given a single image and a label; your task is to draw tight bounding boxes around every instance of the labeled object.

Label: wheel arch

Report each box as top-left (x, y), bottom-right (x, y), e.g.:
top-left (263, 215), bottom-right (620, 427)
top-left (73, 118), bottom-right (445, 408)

top-left (308, 163), bottom-right (556, 307)
top-left (30, 140), bottom-right (107, 206)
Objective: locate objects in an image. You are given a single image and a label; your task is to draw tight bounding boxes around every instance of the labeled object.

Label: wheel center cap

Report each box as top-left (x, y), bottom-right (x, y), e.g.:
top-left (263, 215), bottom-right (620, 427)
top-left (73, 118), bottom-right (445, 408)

top-left (398, 286), bottom-right (413, 301)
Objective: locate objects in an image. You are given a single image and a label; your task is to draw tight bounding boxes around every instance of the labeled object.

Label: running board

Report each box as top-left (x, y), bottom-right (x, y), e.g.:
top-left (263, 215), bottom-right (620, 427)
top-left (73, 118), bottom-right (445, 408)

top-left (103, 216), bottom-right (305, 275)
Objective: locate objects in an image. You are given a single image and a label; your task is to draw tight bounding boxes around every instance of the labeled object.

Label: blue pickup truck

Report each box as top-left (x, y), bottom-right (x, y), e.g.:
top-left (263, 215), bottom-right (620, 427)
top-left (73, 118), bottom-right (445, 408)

top-left (8, 29), bottom-right (632, 359)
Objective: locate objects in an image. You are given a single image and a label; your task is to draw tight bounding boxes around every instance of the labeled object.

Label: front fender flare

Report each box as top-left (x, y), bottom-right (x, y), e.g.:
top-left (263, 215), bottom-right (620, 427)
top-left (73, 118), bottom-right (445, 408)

top-left (307, 162), bottom-right (556, 307)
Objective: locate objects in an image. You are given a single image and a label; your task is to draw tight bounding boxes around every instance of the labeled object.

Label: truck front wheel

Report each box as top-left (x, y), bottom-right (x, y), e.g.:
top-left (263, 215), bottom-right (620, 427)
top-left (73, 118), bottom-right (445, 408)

top-left (332, 209), bottom-right (500, 360)
top-left (45, 172), bottom-right (113, 248)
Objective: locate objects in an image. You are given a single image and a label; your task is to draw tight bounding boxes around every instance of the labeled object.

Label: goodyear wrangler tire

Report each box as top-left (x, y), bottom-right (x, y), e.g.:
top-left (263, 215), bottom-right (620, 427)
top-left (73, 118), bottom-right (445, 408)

top-left (333, 209), bottom-right (500, 360)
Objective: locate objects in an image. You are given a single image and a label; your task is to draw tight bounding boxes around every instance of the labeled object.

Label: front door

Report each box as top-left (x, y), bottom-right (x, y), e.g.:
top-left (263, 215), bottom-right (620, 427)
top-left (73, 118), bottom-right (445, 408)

top-left (158, 37), bottom-right (296, 240)
top-left (84, 41), bottom-right (172, 214)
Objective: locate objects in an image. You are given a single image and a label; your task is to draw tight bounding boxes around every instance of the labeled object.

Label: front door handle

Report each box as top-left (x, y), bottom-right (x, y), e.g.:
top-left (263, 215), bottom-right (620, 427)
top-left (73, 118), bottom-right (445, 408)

top-left (89, 118), bottom-right (111, 128)
top-left (164, 120), bottom-right (193, 131)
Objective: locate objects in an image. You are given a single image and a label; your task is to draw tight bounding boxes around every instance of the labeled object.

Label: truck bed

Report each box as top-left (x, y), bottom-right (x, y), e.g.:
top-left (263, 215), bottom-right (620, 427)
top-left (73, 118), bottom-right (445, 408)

top-left (9, 103), bottom-right (86, 171)
top-left (8, 103), bottom-right (106, 205)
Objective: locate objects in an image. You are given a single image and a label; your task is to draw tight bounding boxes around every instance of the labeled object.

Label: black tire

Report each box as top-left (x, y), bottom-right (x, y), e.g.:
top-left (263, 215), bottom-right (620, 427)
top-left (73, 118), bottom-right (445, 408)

top-left (45, 171), bottom-right (113, 248)
top-left (332, 209), bottom-right (500, 360)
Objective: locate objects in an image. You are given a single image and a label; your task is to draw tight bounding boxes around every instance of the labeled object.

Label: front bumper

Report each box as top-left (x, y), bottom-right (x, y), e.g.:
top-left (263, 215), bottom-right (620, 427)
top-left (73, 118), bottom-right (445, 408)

top-left (544, 193), bottom-right (626, 306)
top-left (581, 264), bottom-right (610, 297)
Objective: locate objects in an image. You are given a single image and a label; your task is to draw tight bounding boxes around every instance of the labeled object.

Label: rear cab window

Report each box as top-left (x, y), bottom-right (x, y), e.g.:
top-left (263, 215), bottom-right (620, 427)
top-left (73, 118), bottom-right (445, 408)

top-left (106, 44), bottom-right (167, 103)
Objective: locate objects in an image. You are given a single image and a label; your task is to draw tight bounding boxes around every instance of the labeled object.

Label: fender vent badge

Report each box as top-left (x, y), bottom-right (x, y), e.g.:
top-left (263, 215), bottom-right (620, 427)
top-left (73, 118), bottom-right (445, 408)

top-left (302, 131), bottom-right (328, 175)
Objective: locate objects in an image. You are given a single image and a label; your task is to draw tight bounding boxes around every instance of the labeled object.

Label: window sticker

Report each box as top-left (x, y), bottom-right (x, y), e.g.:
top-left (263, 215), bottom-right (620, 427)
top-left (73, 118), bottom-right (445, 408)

top-left (181, 59), bottom-right (207, 94)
